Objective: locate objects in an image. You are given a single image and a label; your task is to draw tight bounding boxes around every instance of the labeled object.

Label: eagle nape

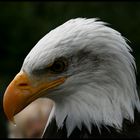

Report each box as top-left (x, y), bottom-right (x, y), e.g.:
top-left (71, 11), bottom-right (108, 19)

top-left (3, 18), bottom-right (140, 138)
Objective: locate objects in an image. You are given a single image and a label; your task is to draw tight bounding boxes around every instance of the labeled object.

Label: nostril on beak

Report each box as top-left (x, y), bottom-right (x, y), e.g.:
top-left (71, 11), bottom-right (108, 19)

top-left (18, 83), bottom-right (28, 87)
top-left (17, 83), bottom-right (30, 90)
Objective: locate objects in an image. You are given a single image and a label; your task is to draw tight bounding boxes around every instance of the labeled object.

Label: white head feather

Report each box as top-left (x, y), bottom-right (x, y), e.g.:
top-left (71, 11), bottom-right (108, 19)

top-left (22, 18), bottom-right (140, 137)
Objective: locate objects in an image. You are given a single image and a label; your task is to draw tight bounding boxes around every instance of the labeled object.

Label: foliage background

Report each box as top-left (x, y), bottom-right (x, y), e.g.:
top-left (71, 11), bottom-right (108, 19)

top-left (0, 1), bottom-right (140, 137)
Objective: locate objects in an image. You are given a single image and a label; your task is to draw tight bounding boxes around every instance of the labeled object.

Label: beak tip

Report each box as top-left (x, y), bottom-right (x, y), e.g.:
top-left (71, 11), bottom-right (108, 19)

top-left (10, 117), bottom-right (16, 125)
top-left (3, 95), bottom-right (16, 125)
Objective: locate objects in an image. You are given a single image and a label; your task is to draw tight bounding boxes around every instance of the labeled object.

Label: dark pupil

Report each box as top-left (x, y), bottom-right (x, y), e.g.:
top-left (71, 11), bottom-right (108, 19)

top-left (51, 60), bottom-right (65, 73)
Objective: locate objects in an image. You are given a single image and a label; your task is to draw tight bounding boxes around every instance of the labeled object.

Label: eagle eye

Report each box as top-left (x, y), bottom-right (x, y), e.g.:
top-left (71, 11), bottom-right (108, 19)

top-left (50, 57), bottom-right (68, 74)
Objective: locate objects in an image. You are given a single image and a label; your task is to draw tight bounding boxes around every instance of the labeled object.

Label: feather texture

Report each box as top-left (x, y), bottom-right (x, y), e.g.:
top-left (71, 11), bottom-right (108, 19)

top-left (22, 18), bottom-right (140, 137)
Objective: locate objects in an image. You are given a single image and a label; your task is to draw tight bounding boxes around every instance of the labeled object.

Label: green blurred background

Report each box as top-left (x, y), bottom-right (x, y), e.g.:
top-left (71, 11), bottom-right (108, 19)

top-left (0, 1), bottom-right (140, 137)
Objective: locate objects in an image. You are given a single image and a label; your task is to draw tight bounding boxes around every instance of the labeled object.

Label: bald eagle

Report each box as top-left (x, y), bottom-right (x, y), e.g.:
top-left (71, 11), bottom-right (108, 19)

top-left (3, 18), bottom-right (140, 138)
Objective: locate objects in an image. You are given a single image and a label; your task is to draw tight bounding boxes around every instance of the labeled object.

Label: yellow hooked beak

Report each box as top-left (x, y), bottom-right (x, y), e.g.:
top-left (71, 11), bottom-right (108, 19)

top-left (3, 71), bottom-right (66, 123)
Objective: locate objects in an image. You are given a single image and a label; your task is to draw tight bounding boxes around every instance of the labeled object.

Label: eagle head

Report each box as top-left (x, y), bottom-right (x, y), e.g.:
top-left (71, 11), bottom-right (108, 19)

top-left (3, 18), bottom-right (140, 137)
